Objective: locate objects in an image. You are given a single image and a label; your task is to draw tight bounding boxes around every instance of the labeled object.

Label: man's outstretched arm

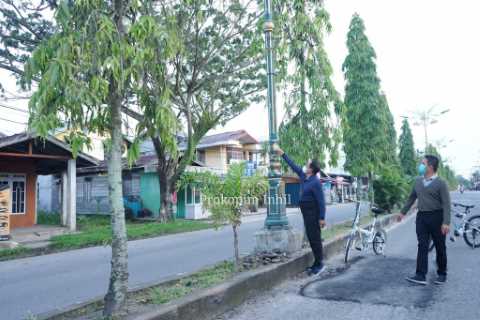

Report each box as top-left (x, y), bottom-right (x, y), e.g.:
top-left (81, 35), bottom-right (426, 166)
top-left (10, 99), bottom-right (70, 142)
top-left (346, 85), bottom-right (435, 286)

top-left (273, 144), bottom-right (306, 180)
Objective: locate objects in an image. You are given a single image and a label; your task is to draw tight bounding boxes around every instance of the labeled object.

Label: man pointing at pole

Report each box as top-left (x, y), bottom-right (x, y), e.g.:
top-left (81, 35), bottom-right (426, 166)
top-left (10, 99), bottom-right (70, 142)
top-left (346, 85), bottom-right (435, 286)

top-left (273, 144), bottom-right (326, 276)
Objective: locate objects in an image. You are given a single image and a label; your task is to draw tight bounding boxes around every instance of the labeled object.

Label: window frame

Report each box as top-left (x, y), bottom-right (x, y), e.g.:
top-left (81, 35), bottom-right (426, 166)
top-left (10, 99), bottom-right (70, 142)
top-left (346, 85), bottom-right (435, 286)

top-left (0, 173), bottom-right (27, 215)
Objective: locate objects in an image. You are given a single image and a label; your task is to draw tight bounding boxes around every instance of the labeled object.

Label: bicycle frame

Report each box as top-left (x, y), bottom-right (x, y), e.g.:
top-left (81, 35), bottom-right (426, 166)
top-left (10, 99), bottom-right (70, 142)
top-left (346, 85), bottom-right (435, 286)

top-left (452, 206), bottom-right (479, 246)
top-left (349, 202), bottom-right (378, 250)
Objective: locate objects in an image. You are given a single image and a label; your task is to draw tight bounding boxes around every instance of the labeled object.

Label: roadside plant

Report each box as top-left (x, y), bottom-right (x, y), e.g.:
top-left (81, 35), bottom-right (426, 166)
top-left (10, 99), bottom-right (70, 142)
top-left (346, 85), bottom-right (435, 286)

top-left (178, 163), bottom-right (268, 271)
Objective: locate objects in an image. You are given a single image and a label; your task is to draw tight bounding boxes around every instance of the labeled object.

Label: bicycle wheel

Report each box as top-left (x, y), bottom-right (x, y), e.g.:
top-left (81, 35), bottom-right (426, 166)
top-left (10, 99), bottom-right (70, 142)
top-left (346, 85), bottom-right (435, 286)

top-left (463, 215), bottom-right (480, 248)
top-left (345, 231), bottom-right (359, 263)
top-left (373, 229), bottom-right (387, 255)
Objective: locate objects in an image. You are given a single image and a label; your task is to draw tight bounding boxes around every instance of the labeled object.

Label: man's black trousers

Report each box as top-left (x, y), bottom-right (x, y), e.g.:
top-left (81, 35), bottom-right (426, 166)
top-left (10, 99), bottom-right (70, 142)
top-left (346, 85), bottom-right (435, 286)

top-left (416, 211), bottom-right (447, 276)
top-left (300, 201), bottom-right (323, 267)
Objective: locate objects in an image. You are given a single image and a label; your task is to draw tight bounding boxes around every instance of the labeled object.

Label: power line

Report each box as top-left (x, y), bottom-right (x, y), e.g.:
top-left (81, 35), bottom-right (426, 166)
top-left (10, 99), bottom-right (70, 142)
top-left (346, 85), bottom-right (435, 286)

top-left (0, 116), bottom-right (27, 125)
top-left (0, 104), bottom-right (29, 113)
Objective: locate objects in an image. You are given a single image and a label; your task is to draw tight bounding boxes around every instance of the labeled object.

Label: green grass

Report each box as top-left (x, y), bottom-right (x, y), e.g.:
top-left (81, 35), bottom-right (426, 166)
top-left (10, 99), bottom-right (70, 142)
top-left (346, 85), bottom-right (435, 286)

top-left (0, 246), bottom-right (32, 260)
top-left (37, 211), bottom-right (61, 225)
top-left (49, 217), bottom-right (213, 250)
top-left (149, 261), bottom-right (234, 304)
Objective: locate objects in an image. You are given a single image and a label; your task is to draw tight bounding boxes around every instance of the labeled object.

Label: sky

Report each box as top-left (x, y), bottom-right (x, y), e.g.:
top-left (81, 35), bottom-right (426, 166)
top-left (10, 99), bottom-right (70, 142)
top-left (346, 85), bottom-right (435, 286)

top-left (1, 0), bottom-right (479, 177)
top-left (210, 0), bottom-right (480, 177)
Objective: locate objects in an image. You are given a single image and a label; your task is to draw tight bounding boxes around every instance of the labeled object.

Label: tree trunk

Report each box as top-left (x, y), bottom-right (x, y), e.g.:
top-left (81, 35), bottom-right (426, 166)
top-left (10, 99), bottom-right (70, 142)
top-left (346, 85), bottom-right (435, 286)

top-left (104, 0), bottom-right (128, 317)
top-left (158, 167), bottom-right (174, 222)
top-left (232, 224), bottom-right (240, 272)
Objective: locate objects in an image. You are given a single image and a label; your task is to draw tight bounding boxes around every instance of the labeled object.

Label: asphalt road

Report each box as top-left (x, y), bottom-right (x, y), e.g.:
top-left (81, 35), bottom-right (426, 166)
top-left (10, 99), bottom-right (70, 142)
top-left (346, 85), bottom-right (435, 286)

top-left (0, 202), bottom-right (363, 320)
top-left (219, 191), bottom-right (480, 320)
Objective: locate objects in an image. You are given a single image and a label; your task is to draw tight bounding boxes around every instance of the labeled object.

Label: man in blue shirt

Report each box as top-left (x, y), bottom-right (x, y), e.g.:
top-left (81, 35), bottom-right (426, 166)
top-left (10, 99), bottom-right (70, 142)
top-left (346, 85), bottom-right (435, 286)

top-left (274, 145), bottom-right (326, 275)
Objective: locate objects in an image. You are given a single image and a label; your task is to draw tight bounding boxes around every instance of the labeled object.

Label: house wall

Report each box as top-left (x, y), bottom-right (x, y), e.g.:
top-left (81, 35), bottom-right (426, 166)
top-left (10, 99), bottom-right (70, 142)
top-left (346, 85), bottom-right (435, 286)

top-left (140, 172), bottom-right (161, 217)
top-left (204, 146), bottom-right (226, 170)
top-left (0, 158), bottom-right (37, 229)
top-left (48, 172), bottom-right (141, 215)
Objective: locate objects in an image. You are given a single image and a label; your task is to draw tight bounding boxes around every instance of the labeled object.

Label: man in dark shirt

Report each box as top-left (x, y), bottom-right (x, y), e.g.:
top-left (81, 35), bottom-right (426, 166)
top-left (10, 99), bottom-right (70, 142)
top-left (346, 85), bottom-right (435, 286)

top-left (274, 145), bottom-right (326, 275)
top-left (399, 155), bottom-right (451, 285)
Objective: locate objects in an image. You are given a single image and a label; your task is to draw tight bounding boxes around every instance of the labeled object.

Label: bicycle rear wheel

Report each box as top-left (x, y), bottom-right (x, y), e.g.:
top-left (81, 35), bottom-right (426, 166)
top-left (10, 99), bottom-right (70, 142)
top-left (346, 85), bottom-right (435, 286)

top-left (345, 231), bottom-right (359, 263)
top-left (464, 215), bottom-right (480, 248)
top-left (373, 229), bottom-right (387, 255)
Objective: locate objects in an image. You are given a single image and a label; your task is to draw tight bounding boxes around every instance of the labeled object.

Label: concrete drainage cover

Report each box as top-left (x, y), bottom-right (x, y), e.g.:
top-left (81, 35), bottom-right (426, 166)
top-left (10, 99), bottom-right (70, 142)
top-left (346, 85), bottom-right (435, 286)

top-left (301, 257), bottom-right (436, 309)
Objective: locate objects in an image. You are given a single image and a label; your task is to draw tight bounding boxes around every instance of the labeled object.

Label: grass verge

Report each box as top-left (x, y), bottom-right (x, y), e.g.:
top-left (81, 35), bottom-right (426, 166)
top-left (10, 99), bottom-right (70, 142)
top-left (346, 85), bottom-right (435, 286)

top-left (0, 246), bottom-right (32, 260)
top-left (50, 216), bottom-right (213, 250)
top-left (148, 261), bottom-right (235, 305)
top-left (0, 214), bottom-right (213, 261)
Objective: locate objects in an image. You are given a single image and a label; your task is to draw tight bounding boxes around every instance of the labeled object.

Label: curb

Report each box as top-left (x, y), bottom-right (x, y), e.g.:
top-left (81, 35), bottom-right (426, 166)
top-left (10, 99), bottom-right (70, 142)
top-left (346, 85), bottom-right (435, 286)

top-left (127, 213), bottom-right (399, 320)
top-left (39, 213), bottom-right (401, 320)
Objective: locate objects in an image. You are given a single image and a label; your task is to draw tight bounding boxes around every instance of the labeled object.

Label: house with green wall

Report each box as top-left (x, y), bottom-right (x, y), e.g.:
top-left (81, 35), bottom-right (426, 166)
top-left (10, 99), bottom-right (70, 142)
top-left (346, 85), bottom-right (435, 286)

top-left (41, 130), bottom-right (267, 219)
top-left (70, 154), bottom-right (208, 219)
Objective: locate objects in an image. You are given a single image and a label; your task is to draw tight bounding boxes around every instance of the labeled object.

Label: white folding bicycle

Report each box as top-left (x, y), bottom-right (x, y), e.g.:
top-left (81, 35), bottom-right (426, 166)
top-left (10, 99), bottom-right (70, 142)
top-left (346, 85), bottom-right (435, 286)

top-left (344, 201), bottom-right (388, 263)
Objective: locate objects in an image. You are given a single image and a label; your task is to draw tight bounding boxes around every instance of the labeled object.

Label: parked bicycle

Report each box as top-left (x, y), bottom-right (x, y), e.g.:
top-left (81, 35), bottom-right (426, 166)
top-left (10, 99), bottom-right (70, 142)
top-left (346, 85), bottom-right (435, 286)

top-left (344, 201), bottom-right (388, 263)
top-left (429, 202), bottom-right (480, 251)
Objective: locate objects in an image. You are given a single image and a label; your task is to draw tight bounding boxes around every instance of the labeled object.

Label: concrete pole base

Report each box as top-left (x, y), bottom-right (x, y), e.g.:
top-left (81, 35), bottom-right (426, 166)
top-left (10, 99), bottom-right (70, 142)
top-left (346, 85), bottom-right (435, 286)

top-left (254, 227), bottom-right (304, 254)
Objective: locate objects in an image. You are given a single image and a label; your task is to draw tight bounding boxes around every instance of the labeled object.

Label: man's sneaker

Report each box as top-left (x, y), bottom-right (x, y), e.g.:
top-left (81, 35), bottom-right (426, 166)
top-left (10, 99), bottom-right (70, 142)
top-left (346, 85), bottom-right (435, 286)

top-left (308, 264), bottom-right (326, 276)
top-left (434, 275), bottom-right (447, 285)
top-left (405, 274), bottom-right (427, 285)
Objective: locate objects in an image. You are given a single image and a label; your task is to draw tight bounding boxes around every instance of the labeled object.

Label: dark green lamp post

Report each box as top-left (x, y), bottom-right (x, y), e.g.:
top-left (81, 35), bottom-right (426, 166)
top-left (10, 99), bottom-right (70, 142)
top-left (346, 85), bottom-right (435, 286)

top-left (262, 0), bottom-right (289, 229)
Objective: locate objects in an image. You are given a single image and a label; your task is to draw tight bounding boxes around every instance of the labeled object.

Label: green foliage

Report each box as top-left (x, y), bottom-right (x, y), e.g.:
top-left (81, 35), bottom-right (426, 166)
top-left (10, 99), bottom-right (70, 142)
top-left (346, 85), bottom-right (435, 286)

top-left (379, 94), bottom-right (397, 164)
top-left (373, 165), bottom-right (409, 212)
top-left (342, 13), bottom-right (395, 177)
top-left (398, 118), bottom-right (417, 177)
top-left (149, 261), bottom-right (234, 305)
top-left (0, 0), bottom-right (56, 89)
top-left (0, 246), bottom-right (32, 260)
top-left (22, 1), bottom-right (176, 158)
top-left (276, 0), bottom-right (342, 168)
top-left (180, 164), bottom-right (267, 269)
top-left (37, 211), bottom-right (61, 225)
top-left (185, 163), bottom-right (268, 228)
top-left (424, 144), bottom-right (458, 190)
top-left (127, 0), bottom-right (266, 220)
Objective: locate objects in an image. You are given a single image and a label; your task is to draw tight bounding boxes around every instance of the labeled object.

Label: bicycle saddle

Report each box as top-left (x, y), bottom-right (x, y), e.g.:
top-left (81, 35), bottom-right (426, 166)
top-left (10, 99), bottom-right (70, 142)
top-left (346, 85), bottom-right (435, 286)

top-left (371, 207), bottom-right (385, 215)
top-left (453, 203), bottom-right (475, 209)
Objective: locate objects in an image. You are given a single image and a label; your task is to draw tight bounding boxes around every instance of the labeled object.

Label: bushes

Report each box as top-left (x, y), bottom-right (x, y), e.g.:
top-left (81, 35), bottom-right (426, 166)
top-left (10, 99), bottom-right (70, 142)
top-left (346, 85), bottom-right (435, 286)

top-left (373, 165), bottom-right (409, 212)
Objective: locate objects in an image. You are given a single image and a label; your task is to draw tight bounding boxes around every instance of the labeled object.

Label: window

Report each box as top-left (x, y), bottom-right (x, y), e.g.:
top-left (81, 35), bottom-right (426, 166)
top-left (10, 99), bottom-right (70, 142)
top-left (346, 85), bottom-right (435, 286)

top-left (186, 185), bottom-right (193, 204)
top-left (0, 174), bottom-right (27, 214)
top-left (227, 148), bottom-right (244, 164)
top-left (83, 178), bottom-right (93, 202)
top-left (194, 188), bottom-right (201, 204)
top-left (186, 185), bottom-right (201, 205)
top-left (196, 150), bottom-right (206, 163)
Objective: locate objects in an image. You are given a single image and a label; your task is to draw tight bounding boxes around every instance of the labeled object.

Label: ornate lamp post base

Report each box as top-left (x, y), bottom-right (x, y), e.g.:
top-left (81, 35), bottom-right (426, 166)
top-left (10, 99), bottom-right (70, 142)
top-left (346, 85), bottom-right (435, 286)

top-left (255, 177), bottom-right (303, 254)
top-left (254, 227), bottom-right (303, 254)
